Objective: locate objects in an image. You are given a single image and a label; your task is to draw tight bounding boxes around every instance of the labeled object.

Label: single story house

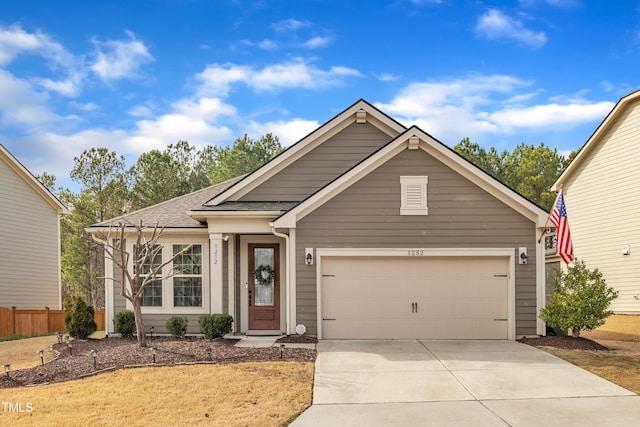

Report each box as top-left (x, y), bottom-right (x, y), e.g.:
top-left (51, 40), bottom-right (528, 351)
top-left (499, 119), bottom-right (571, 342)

top-left (550, 89), bottom-right (640, 314)
top-left (91, 100), bottom-right (549, 339)
top-left (0, 144), bottom-right (68, 309)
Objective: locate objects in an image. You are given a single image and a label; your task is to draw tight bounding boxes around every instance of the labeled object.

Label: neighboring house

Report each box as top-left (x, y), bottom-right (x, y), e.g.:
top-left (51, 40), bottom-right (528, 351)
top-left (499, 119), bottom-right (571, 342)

top-left (550, 89), bottom-right (640, 314)
top-left (90, 100), bottom-right (549, 339)
top-left (0, 144), bottom-right (69, 309)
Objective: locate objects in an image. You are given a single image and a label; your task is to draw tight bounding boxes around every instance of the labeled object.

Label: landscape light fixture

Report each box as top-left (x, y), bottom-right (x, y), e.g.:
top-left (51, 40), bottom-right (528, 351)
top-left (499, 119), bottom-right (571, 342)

top-left (38, 349), bottom-right (45, 366)
top-left (280, 343), bottom-right (285, 359)
top-left (65, 335), bottom-right (70, 344)
top-left (90, 349), bottom-right (98, 369)
top-left (150, 326), bottom-right (154, 338)
top-left (56, 331), bottom-right (62, 344)
top-left (151, 347), bottom-right (157, 364)
top-left (3, 364), bottom-right (10, 378)
top-left (67, 341), bottom-right (73, 355)
top-left (206, 347), bottom-right (212, 361)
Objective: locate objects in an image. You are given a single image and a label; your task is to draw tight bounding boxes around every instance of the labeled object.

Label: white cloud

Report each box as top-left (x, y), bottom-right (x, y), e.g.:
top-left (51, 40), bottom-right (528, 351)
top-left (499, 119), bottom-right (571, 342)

top-left (90, 30), bottom-right (154, 81)
top-left (272, 19), bottom-right (310, 32)
top-left (478, 101), bottom-right (614, 129)
top-left (376, 74), bottom-right (611, 144)
top-left (0, 69), bottom-right (58, 128)
top-left (376, 73), bottom-right (401, 82)
top-left (258, 39), bottom-right (278, 50)
top-left (300, 36), bottom-right (331, 49)
top-left (0, 24), bottom-right (75, 66)
top-left (476, 9), bottom-right (547, 48)
top-left (248, 118), bottom-right (319, 147)
top-left (128, 105), bottom-right (153, 118)
top-left (198, 59), bottom-right (362, 94)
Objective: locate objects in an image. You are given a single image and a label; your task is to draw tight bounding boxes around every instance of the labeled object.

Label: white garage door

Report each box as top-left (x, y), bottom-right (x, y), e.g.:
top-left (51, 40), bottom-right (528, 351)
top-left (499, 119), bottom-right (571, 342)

top-left (321, 256), bottom-right (509, 339)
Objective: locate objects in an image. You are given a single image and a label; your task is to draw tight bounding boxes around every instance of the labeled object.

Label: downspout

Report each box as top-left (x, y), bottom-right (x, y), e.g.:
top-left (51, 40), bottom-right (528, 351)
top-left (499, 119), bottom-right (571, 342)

top-left (270, 224), bottom-right (291, 335)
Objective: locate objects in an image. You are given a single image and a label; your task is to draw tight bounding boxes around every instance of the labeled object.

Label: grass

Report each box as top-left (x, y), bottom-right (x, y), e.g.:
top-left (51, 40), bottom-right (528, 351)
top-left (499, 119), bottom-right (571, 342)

top-left (541, 315), bottom-right (640, 395)
top-left (0, 362), bottom-right (314, 426)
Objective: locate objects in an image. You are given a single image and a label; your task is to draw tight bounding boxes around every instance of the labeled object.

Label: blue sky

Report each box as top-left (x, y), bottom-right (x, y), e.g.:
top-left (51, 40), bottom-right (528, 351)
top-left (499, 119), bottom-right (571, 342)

top-left (1, 0), bottom-right (638, 190)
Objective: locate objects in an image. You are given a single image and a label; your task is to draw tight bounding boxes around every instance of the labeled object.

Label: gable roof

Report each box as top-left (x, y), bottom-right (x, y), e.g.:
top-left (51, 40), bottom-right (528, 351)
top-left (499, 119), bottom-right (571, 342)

top-left (274, 126), bottom-right (549, 228)
top-left (551, 89), bottom-right (640, 191)
top-left (0, 144), bottom-right (69, 215)
top-left (205, 99), bottom-right (406, 207)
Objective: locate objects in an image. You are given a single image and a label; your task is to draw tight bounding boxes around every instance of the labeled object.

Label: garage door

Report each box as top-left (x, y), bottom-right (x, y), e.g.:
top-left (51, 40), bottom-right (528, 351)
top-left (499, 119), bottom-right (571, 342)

top-left (321, 256), bottom-right (509, 339)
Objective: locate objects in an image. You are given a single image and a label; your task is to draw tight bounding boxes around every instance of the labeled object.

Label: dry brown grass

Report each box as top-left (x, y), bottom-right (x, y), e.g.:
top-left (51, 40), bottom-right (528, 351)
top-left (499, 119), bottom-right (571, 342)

top-left (543, 315), bottom-right (640, 395)
top-left (0, 331), bottom-right (106, 370)
top-left (0, 361), bottom-right (314, 426)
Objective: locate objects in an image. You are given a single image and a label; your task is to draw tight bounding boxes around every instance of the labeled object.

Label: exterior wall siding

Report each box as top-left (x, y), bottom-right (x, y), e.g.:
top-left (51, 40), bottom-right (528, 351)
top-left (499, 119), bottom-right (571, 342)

top-left (0, 159), bottom-right (61, 309)
top-left (240, 122), bottom-right (393, 201)
top-left (564, 101), bottom-right (640, 313)
top-left (296, 148), bottom-right (538, 336)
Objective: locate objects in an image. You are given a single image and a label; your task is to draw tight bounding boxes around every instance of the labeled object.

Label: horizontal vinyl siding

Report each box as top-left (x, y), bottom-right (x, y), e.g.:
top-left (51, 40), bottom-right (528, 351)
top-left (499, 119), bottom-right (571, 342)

top-left (0, 159), bottom-right (60, 309)
top-left (565, 101), bottom-right (640, 313)
top-left (240, 122), bottom-right (392, 201)
top-left (140, 313), bottom-right (203, 335)
top-left (296, 148), bottom-right (538, 336)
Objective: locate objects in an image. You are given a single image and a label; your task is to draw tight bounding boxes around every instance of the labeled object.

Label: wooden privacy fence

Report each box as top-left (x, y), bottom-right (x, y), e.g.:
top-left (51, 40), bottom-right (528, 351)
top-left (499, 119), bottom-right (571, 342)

top-left (0, 306), bottom-right (105, 337)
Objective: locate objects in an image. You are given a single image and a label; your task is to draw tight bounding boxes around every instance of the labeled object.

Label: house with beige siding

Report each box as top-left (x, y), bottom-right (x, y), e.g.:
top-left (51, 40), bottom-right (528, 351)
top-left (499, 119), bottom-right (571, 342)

top-left (550, 89), bottom-right (640, 314)
top-left (91, 100), bottom-right (549, 339)
top-left (0, 144), bottom-right (68, 310)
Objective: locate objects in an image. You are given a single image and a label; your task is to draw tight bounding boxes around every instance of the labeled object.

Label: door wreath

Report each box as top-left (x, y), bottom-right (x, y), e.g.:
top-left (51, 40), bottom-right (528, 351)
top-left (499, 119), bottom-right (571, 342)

top-left (254, 264), bottom-right (275, 286)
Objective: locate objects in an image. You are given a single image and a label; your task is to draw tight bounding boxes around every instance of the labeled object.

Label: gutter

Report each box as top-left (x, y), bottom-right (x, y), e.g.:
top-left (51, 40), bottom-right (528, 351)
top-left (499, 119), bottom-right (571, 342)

top-left (270, 224), bottom-right (291, 335)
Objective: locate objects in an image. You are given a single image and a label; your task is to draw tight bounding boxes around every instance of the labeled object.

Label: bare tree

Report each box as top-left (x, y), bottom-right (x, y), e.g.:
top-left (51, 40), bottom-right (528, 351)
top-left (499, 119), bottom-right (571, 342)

top-left (92, 220), bottom-right (190, 347)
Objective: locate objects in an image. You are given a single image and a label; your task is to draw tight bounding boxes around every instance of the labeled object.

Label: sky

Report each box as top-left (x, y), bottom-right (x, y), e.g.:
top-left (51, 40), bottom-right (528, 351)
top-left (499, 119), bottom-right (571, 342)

top-left (1, 0), bottom-right (639, 191)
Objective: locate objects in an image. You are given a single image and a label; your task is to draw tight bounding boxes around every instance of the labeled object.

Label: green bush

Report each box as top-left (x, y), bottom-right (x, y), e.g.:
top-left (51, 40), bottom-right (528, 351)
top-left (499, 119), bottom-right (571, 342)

top-left (166, 316), bottom-right (188, 337)
top-left (199, 314), bottom-right (233, 339)
top-left (64, 295), bottom-right (97, 340)
top-left (113, 310), bottom-right (136, 338)
top-left (539, 259), bottom-right (618, 338)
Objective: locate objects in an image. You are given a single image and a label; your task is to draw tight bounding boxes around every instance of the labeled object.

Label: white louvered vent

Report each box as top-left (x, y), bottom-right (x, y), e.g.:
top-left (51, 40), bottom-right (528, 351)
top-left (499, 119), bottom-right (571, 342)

top-left (400, 176), bottom-right (428, 215)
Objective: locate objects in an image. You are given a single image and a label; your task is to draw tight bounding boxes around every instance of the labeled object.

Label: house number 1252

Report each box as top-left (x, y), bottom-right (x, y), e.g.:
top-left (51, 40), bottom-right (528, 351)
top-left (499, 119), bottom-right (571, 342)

top-left (408, 250), bottom-right (424, 256)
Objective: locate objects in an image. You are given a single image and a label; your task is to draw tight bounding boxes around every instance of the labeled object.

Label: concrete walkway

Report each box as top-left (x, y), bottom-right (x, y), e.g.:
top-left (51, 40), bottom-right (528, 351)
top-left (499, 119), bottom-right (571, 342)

top-left (292, 340), bottom-right (640, 426)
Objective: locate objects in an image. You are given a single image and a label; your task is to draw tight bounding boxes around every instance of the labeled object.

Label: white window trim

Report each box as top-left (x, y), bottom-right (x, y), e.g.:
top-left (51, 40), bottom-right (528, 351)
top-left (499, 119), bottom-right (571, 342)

top-left (125, 236), bottom-right (210, 314)
top-left (400, 175), bottom-right (429, 215)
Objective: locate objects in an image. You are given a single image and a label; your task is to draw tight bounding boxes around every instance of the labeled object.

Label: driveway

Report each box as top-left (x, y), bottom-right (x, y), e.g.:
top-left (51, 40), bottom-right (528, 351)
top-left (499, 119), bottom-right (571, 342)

top-left (292, 340), bottom-right (640, 426)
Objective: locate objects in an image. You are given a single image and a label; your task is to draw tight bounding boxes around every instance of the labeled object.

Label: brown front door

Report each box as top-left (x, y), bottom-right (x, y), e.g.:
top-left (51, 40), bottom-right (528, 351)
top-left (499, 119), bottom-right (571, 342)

top-left (248, 243), bottom-right (280, 330)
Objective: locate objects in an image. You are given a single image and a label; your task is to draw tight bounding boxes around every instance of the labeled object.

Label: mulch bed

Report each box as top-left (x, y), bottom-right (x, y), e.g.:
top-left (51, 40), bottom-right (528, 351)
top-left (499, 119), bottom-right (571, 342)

top-left (276, 335), bottom-right (318, 344)
top-left (518, 335), bottom-right (609, 351)
top-left (0, 336), bottom-right (316, 389)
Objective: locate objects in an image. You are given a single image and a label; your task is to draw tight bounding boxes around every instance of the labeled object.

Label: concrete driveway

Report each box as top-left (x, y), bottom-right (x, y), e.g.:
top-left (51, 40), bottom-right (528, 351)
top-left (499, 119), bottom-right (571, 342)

top-left (292, 340), bottom-right (640, 426)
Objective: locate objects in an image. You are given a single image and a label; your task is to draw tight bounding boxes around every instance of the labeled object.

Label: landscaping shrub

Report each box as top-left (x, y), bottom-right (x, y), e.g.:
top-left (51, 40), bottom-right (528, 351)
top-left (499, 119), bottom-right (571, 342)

top-left (166, 316), bottom-right (188, 337)
top-left (199, 314), bottom-right (233, 339)
top-left (113, 310), bottom-right (136, 338)
top-left (64, 295), bottom-right (97, 339)
top-left (540, 259), bottom-right (618, 338)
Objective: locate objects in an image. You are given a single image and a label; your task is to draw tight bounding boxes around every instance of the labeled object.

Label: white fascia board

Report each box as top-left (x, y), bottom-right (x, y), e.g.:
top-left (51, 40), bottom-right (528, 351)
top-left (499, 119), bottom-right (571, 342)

top-left (274, 139), bottom-right (407, 228)
top-left (1, 144), bottom-right (70, 215)
top-left (551, 91), bottom-right (638, 192)
top-left (412, 129), bottom-right (549, 227)
top-left (275, 128), bottom-right (548, 229)
top-left (207, 100), bottom-right (406, 206)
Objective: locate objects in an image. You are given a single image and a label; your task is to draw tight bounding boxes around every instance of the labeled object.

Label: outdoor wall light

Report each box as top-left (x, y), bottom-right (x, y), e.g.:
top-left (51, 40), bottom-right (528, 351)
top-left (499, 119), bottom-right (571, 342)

top-left (67, 341), bottom-right (73, 355)
top-left (90, 349), bottom-right (98, 369)
top-left (151, 347), bottom-right (157, 364)
top-left (38, 349), bottom-right (45, 366)
top-left (305, 248), bottom-right (314, 265)
top-left (3, 364), bottom-right (9, 378)
top-left (56, 331), bottom-right (62, 344)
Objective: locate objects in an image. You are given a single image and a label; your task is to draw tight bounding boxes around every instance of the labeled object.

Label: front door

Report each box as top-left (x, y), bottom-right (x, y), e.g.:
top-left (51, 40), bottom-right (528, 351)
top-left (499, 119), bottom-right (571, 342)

top-left (248, 243), bottom-right (280, 330)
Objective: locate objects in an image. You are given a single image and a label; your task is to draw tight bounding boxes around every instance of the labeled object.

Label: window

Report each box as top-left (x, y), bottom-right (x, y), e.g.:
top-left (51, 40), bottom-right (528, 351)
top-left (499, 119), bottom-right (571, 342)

top-left (172, 244), bottom-right (203, 307)
top-left (137, 245), bottom-right (163, 307)
top-left (400, 176), bottom-right (429, 215)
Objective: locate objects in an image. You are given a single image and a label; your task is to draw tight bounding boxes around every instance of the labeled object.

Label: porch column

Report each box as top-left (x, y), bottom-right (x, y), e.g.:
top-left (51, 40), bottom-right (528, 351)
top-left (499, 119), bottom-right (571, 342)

top-left (210, 233), bottom-right (224, 313)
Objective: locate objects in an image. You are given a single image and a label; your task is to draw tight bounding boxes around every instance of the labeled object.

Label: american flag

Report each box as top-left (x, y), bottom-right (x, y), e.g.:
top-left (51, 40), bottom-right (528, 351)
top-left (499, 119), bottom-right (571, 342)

top-left (549, 190), bottom-right (574, 264)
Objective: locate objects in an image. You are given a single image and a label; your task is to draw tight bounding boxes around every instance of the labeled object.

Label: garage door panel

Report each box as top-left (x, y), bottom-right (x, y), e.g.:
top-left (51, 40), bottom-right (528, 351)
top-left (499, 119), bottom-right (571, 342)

top-left (321, 256), bottom-right (510, 340)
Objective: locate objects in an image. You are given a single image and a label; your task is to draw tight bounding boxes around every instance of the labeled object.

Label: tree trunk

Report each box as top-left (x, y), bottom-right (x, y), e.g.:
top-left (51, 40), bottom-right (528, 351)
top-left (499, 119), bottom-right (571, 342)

top-left (572, 327), bottom-right (581, 338)
top-left (133, 300), bottom-right (147, 347)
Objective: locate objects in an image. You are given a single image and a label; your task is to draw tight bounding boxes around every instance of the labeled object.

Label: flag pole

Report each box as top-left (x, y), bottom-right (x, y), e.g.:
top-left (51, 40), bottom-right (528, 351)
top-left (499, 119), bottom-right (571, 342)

top-left (537, 186), bottom-right (563, 244)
